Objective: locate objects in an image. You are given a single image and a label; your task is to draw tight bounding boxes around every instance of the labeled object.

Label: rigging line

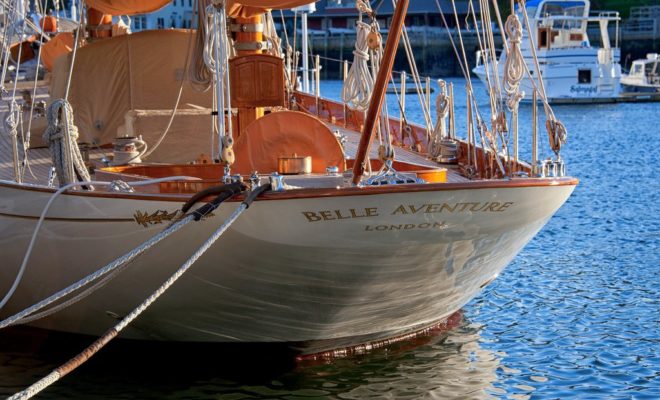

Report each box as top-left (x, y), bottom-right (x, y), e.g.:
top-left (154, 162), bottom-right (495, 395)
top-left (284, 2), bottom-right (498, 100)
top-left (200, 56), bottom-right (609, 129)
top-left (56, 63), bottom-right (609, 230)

top-left (22, 0), bottom-right (52, 180)
top-left (7, 261), bottom-right (129, 327)
top-left (470, 0), bottom-right (497, 111)
top-left (478, 0), bottom-right (511, 162)
top-left (278, 9), bottom-right (294, 91)
top-left (491, 0), bottom-right (510, 55)
top-left (4, 0), bottom-right (30, 183)
top-left (448, 0), bottom-right (506, 176)
top-left (518, 0), bottom-right (554, 118)
top-left (475, 0), bottom-right (505, 110)
top-left (475, 0), bottom-right (499, 119)
top-left (0, 0), bottom-right (26, 89)
top-left (278, 9), bottom-right (290, 50)
top-left (433, 0), bottom-right (485, 127)
top-left (292, 10), bottom-right (298, 89)
top-left (124, 0), bottom-right (199, 165)
top-left (432, 0), bottom-right (472, 91)
top-left (487, 2), bottom-right (509, 123)
top-left (432, 0), bottom-right (490, 151)
top-left (9, 0), bottom-right (29, 103)
top-left (390, 0), bottom-right (433, 134)
top-left (63, 0), bottom-right (84, 102)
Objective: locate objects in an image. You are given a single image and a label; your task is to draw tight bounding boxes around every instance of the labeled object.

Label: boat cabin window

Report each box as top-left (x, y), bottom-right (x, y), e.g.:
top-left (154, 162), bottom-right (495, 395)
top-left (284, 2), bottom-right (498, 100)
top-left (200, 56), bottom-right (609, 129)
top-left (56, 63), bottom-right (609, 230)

top-left (632, 64), bottom-right (643, 76)
top-left (645, 63), bottom-right (657, 77)
top-left (539, 1), bottom-right (587, 30)
top-left (578, 69), bottom-right (591, 84)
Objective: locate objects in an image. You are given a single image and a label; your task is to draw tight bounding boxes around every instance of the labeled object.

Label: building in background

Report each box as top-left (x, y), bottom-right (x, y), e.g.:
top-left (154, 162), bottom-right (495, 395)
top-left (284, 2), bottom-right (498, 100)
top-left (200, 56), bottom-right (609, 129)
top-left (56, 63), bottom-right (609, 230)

top-left (132, 0), bottom-right (195, 31)
top-left (282, 0), bottom-right (473, 31)
top-left (131, 0), bottom-right (474, 33)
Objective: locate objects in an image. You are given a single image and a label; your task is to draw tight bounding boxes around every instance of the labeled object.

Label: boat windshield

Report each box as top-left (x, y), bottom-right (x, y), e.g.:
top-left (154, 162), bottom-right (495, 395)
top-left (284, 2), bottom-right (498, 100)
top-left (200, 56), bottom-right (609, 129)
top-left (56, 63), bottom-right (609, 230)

top-left (539, 1), bottom-right (587, 29)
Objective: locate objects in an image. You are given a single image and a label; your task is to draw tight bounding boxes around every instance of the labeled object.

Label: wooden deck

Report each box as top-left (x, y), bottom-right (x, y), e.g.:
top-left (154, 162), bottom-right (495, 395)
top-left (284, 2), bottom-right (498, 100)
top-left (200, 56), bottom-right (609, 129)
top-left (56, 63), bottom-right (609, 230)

top-left (0, 89), bottom-right (468, 187)
top-left (330, 123), bottom-right (469, 183)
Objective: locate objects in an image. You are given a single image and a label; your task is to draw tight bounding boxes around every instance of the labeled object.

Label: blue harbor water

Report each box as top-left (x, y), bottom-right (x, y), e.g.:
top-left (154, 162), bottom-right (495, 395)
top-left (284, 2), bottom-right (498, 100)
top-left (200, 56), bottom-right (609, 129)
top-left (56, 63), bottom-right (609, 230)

top-left (1, 79), bottom-right (659, 399)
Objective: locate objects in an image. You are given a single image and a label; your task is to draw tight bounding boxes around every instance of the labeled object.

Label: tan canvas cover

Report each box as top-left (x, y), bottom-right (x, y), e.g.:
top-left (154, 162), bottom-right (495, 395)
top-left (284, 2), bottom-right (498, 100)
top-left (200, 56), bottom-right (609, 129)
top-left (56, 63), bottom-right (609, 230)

top-left (40, 32), bottom-right (73, 71)
top-left (84, 0), bottom-right (170, 16)
top-left (50, 29), bottom-right (213, 148)
top-left (227, 0), bottom-right (316, 17)
top-left (84, 0), bottom-right (314, 16)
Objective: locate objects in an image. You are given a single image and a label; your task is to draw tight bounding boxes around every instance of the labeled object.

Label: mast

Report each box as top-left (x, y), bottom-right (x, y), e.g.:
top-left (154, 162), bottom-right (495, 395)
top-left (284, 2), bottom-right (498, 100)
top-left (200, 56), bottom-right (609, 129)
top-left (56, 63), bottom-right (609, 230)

top-left (351, 0), bottom-right (409, 185)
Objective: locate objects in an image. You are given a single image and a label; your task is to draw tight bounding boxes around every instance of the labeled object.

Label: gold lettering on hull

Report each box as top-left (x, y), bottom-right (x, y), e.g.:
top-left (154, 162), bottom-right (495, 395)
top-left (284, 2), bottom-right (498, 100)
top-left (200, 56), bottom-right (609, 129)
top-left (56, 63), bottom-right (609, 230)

top-left (302, 208), bottom-right (379, 222)
top-left (365, 222), bottom-right (449, 232)
top-left (301, 202), bottom-right (515, 223)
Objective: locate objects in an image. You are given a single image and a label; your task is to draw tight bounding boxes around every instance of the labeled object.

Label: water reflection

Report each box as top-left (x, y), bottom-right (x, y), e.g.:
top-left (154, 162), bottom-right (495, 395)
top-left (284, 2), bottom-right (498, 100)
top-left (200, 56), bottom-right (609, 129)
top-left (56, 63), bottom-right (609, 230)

top-left (0, 313), bottom-right (510, 399)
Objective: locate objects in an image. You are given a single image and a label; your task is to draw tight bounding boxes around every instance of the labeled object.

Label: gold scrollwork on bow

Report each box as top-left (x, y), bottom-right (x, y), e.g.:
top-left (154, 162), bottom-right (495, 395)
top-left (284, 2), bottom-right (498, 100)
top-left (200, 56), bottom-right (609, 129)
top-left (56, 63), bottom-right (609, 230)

top-left (133, 210), bottom-right (178, 227)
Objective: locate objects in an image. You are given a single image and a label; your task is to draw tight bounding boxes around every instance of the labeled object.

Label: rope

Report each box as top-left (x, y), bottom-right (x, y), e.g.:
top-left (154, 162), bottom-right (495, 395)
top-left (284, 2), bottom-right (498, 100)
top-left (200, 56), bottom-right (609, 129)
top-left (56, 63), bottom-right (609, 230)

top-left (390, 0), bottom-right (434, 136)
top-left (203, 3), bottom-right (234, 165)
top-left (190, 0), bottom-right (212, 91)
top-left (435, 0), bottom-right (506, 176)
top-left (517, 0), bottom-right (567, 155)
top-left (429, 80), bottom-right (449, 159)
top-left (8, 184), bottom-right (270, 400)
top-left (4, 99), bottom-right (21, 139)
top-left (0, 0), bottom-right (21, 92)
top-left (503, 14), bottom-right (525, 111)
top-left (0, 176), bottom-right (201, 312)
top-left (122, 20), bottom-right (198, 164)
top-left (42, 99), bottom-right (91, 187)
top-left (0, 215), bottom-right (193, 329)
top-left (263, 11), bottom-right (282, 57)
top-left (341, 20), bottom-right (374, 111)
top-left (22, 0), bottom-right (52, 181)
top-left (3, 99), bottom-right (22, 181)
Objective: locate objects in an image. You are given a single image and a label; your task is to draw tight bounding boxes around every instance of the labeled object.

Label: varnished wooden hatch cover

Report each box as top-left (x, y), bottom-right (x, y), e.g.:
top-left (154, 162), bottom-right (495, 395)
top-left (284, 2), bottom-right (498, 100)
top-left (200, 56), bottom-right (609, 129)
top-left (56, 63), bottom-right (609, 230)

top-left (230, 54), bottom-right (286, 108)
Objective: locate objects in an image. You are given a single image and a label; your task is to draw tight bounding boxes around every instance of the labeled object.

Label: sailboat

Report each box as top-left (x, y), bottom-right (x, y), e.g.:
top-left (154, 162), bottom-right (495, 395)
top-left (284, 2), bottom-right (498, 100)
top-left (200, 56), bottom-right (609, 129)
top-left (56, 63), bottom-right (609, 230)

top-left (0, 0), bottom-right (576, 359)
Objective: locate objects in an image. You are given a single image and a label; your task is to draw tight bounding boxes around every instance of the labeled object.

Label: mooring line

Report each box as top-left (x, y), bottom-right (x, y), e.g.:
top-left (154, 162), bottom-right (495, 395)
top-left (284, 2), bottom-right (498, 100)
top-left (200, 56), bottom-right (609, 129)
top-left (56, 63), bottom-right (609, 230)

top-left (0, 176), bottom-right (202, 312)
top-left (0, 182), bottom-right (245, 330)
top-left (8, 184), bottom-right (269, 400)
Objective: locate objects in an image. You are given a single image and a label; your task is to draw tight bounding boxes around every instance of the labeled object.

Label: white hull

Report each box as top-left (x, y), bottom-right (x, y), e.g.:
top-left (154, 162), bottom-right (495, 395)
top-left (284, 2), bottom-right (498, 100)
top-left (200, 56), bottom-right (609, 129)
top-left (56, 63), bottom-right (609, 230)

top-left (474, 48), bottom-right (622, 104)
top-left (0, 180), bottom-right (575, 353)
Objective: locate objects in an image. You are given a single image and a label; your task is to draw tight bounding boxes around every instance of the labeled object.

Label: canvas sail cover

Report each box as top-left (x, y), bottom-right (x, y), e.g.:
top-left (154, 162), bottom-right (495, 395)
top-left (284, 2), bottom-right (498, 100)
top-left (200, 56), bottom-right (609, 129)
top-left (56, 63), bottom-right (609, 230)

top-left (84, 0), bottom-right (316, 16)
top-left (50, 30), bottom-right (212, 148)
top-left (226, 0), bottom-right (317, 17)
top-left (84, 0), bottom-right (171, 15)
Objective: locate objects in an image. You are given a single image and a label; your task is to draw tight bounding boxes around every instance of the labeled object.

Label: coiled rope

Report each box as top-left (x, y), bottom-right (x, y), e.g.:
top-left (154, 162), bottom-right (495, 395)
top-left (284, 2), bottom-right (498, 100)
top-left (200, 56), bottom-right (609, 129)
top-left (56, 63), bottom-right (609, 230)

top-left (190, 0), bottom-right (213, 91)
top-left (8, 184), bottom-right (270, 400)
top-left (503, 13), bottom-right (525, 111)
top-left (3, 99), bottom-right (22, 182)
top-left (429, 80), bottom-right (449, 159)
top-left (341, 20), bottom-right (374, 111)
top-left (42, 99), bottom-right (91, 187)
top-left (203, 2), bottom-right (234, 165)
